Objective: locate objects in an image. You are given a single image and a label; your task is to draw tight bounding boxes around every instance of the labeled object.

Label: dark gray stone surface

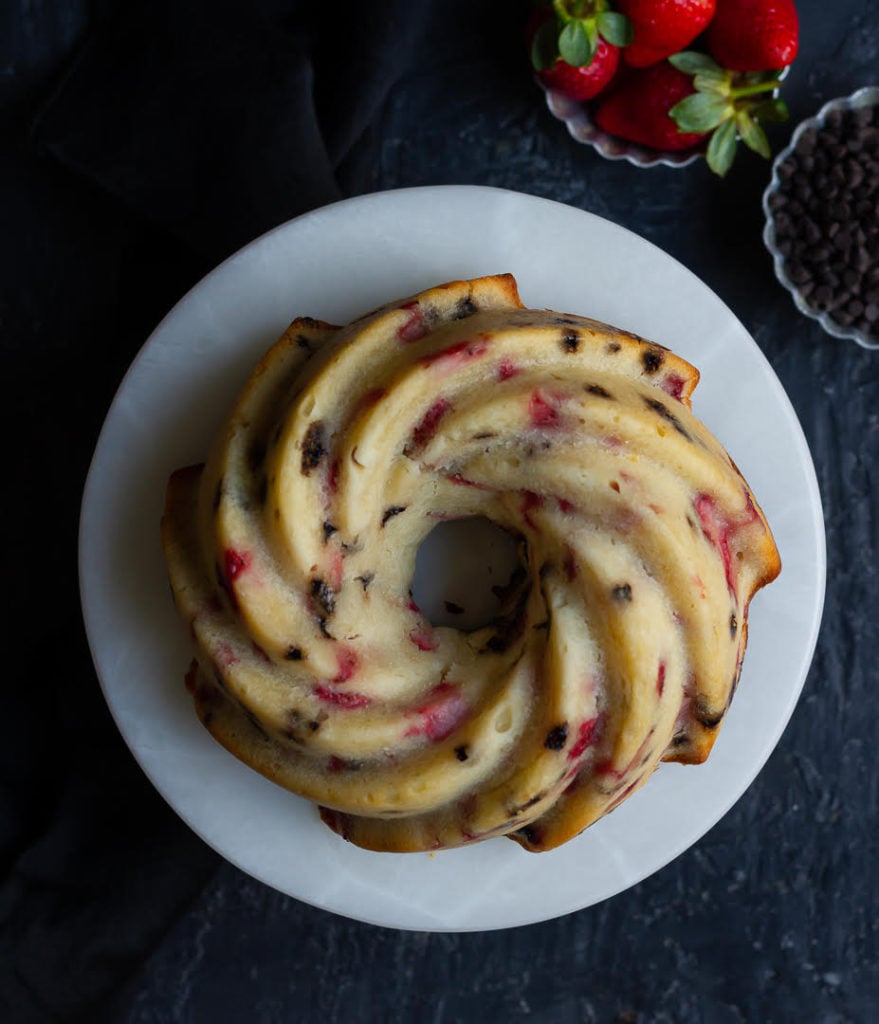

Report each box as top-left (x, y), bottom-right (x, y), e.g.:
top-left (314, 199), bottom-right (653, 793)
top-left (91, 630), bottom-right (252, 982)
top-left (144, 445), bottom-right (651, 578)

top-left (2, 1), bottom-right (876, 1021)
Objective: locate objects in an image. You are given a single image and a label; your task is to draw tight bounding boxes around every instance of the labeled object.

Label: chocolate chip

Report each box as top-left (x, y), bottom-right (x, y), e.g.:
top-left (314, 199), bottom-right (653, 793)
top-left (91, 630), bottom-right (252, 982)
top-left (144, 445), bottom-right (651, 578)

top-left (606, 341), bottom-right (621, 353)
top-left (310, 577), bottom-right (335, 617)
top-left (455, 745), bottom-right (469, 762)
top-left (729, 613), bottom-right (738, 639)
top-left (644, 396), bottom-right (692, 440)
top-left (585, 383), bottom-right (613, 399)
top-left (301, 421), bottom-right (327, 474)
top-left (354, 572), bottom-right (374, 592)
top-left (322, 520), bottom-right (338, 541)
top-left (381, 505), bottom-right (407, 526)
top-left (516, 824), bottom-right (542, 846)
top-left (544, 723), bottom-right (569, 750)
top-left (561, 331), bottom-right (580, 352)
top-left (612, 583), bottom-right (633, 602)
top-left (284, 646), bottom-right (304, 661)
top-left (772, 108), bottom-right (879, 341)
top-left (642, 347), bottom-right (665, 373)
top-left (454, 296), bottom-right (478, 319)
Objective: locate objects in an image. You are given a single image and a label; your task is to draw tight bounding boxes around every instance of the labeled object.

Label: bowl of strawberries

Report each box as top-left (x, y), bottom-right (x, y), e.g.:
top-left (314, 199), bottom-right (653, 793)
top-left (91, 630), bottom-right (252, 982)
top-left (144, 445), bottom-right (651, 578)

top-left (529, 0), bottom-right (799, 175)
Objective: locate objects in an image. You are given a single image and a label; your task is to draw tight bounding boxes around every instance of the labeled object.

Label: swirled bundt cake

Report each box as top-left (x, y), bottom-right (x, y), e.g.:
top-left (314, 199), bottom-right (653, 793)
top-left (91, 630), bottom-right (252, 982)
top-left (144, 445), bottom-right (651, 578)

top-left (161, 274), bottom-right (780, 853)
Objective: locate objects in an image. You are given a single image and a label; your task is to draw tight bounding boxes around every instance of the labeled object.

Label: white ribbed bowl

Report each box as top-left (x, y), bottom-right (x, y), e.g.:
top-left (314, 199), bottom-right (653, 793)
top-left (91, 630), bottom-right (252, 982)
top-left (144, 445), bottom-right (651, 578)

top-left (541, 80), bottom-right (702, 168)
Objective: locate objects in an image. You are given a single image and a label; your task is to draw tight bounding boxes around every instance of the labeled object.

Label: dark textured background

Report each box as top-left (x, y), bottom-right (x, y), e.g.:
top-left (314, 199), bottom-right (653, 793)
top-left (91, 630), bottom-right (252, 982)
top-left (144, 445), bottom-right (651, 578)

top-left (2, 1), bottom-right (876, 1021)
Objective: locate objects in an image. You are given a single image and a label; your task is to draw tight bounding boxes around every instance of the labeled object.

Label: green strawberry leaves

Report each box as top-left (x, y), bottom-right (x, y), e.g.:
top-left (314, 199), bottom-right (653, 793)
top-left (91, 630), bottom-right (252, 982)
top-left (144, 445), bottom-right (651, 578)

top-left (706, 118), bottom-right (739, 177)
top-left (671, 92), bottom-right (732, 133)
top-left (668, 52), bottom-right (789, 176)
top-left (532, 1), bottom-right (632, 72)
top-left (595, 12), bottom-right (632, 47)
top-left (531, 18), bottom-right (562, 71)
top-left (559, 20), bottom-right (594, 66)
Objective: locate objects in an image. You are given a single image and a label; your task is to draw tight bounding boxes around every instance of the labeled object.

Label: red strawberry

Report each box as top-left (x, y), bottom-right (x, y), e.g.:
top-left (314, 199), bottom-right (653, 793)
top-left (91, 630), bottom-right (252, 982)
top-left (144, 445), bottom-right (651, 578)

top-left (706, 0), bottom-right (799, 71)
top-left (528, 3), bottom-right (632, 102)
top-left (616, 0), bottom-right (716, 67)
top-left (538, 39), bottom-right (621, 101)
top-left (593, 61), bottom-right (707, 150)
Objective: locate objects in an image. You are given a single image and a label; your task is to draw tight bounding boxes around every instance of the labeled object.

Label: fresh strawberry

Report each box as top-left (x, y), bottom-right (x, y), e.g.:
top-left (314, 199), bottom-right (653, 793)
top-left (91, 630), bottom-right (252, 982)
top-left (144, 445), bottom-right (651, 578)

top-left (705, 0), bottom-right (799, 71)
top-left (529, 2), bottom-right (632, 102)
top-left (615, 0), bottom-right (716, 67)
top-left (592, 61), bottom-right (707, 150)
top-left (538, 39), bottom-right (620, 101)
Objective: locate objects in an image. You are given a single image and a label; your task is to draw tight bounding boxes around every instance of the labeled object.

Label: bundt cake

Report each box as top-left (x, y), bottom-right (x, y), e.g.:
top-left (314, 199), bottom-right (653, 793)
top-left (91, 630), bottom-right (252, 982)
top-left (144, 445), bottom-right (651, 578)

top-left (161, 273), bottom-right (780, 853)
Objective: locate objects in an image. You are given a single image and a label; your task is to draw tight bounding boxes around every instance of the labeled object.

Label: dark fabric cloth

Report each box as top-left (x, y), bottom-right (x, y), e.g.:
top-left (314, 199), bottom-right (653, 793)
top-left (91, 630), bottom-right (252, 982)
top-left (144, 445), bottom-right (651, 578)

top-left (3, 2), bottom-right (437, 1019)
top-left (32, 0), bottom-right (428, 261)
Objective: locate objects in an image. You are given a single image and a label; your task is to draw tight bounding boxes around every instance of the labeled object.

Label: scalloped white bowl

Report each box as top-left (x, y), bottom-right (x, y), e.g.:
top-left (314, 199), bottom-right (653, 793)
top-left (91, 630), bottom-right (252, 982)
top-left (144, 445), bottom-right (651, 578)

top-left (762, 85), bottom-right (879, 351)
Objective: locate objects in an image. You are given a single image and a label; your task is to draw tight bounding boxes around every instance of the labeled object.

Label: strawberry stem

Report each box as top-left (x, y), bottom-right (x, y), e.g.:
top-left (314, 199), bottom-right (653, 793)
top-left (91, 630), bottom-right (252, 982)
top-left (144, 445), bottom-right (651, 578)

top-left (729, 80), bottom-right (781, 100)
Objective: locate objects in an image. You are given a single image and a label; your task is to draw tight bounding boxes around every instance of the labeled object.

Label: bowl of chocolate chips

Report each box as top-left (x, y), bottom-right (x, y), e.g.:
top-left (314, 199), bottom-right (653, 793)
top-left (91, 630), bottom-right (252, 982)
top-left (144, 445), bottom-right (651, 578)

top-left (763, 86), bottom-right (879, 350)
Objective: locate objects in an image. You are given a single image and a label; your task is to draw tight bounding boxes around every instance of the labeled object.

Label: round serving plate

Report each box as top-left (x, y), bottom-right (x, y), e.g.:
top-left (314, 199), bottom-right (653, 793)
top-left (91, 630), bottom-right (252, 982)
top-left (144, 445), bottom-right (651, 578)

top-left (80, 185), bottom-right (825, 932)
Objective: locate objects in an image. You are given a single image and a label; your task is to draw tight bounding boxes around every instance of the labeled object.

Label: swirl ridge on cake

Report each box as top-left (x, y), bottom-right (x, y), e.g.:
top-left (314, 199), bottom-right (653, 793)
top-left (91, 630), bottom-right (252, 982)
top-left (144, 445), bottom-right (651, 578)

top-left (161, 274), bottom-right (780, 852)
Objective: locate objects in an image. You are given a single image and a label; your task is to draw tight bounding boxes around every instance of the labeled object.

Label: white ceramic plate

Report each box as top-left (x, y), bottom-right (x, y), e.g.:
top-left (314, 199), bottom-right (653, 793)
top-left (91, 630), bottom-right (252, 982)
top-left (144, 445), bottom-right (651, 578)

top-left (80, 186), bottom-right (825, 932)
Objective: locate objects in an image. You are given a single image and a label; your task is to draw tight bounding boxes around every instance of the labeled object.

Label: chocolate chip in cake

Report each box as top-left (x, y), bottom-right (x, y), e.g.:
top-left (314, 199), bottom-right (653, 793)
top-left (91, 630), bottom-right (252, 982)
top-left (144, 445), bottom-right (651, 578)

top-left (729, 612), bottom-right (738, 638)
top-left (642, 347), bottom-right (665, 373)
top-left (605, 341), bottom-right (621, 353)
top-left (284, 646), bottom-right (305, 661)
top-left (455, 745), bottom-right (469, 762)
top-left (354, 572), bottom-right (374, 591)
top-left (643, 396), bottom-right (692, 440)
top-left (612, 583), bottom-right (633, 603)
top-left (454, 296), bottom-right (478, 319)
top-left (561, 331), bottom-right (580, 353)
top-left (310, 577), bottom-right (335, 617)
top-left (322, 520), bottom-right (338, 542)
top-left (544, 723), bottom-right (569, 750)
top-left (585, 383), bottom-right (614, 399)
top-left (301, 421), bottom-right (327, 474)
top-left (381, 505), bottom-right (407, 526)
top-left (516, 824), bottom-right (542, 847)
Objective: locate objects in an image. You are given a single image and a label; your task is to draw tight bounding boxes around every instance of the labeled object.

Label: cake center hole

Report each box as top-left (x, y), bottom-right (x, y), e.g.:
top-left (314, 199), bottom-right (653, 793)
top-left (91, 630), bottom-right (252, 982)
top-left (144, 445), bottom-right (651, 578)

top-left (411, 517), bottom-right (523, 630)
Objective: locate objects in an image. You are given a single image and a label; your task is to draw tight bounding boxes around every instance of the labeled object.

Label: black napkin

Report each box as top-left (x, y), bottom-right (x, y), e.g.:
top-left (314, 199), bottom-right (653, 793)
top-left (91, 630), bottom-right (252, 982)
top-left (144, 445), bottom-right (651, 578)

top-left (33, 0), bottom-right (429, 262)
top-left (5, 3), bottom-right (437, 1020)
